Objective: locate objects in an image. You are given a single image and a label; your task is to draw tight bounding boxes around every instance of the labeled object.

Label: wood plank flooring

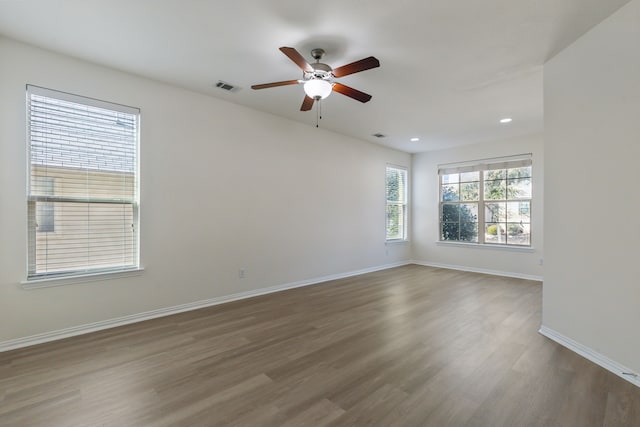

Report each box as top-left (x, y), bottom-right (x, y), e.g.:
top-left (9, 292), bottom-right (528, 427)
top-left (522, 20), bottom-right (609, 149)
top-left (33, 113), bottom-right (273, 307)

top-left (1, 265), bottom-right (639, 426)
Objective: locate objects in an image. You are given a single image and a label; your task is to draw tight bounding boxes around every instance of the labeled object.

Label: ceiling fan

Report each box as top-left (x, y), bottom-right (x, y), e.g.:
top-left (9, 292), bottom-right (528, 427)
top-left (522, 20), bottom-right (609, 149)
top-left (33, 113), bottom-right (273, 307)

top-left (251, 47), bottom-right (380, 111)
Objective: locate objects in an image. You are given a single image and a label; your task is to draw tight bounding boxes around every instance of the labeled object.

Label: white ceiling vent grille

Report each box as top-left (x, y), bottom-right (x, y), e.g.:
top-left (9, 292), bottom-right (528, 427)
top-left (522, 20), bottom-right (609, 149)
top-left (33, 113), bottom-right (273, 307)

top-left (215, 80), bottom-right (236, 91)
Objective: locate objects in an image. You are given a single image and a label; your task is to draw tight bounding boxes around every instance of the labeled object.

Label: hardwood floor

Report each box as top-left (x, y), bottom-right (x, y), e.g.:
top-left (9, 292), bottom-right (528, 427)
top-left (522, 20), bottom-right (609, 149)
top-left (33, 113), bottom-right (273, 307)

top-left (1, 265), bottom-right (638, 426)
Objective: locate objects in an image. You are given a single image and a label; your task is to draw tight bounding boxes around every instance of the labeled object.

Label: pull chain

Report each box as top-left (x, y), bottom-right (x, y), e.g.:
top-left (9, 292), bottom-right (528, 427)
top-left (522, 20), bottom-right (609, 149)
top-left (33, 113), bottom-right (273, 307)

top-left (315, 99), bottom-right (323, 128)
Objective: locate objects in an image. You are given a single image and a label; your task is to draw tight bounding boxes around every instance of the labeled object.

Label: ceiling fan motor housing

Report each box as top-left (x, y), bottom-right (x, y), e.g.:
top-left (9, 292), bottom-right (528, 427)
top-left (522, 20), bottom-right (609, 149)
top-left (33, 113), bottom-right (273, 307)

top-left (306, 62), bottom-right (333, 82)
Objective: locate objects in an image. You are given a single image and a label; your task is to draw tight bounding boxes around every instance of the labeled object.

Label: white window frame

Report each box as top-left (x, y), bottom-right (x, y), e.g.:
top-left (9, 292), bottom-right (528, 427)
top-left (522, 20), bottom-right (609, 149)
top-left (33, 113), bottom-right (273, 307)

top-left (26, 85), bottom-right (141, 283)
top-left (438, 154), bottom-right (532, 248)
top-left (386, 165), bottom-right (408, 241)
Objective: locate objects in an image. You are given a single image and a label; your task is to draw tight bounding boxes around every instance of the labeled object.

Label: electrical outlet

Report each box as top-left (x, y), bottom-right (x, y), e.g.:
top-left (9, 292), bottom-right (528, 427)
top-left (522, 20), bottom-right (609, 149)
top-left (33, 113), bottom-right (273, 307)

top-left (539, 258), bottom-right (544, 266)
top-left (239, 268), bottom-right (246, 279)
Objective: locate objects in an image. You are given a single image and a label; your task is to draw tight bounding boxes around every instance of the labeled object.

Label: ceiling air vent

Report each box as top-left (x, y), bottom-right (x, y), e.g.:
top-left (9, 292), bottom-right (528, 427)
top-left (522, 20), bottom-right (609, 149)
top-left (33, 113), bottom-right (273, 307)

top-left (372, 133), bottom-right (386, 138)
top-left (215, 80), bottom-right (236, 91)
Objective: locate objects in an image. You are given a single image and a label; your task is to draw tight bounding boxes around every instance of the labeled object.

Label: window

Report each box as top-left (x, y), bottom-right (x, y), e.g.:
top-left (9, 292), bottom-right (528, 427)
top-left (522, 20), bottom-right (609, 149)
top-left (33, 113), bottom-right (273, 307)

top-left (35, 177), bottom-right (55, 232)
top-left (439, 154), bottom-right (532, 246)
top-left (386, 165), bottom-right (408, 240)
top-left (27, 85), bottom-right (140, 279)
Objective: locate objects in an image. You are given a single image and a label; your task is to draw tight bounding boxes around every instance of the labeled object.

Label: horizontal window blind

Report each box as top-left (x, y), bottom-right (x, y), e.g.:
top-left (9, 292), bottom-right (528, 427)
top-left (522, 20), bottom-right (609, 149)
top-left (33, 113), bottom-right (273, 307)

top-left (27, 85), bottom-right (140, 279)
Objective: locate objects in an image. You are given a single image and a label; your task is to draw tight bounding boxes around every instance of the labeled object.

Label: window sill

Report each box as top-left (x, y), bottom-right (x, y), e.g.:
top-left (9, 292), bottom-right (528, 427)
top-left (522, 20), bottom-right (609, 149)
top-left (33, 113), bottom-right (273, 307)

top-left (386, 239), bottom-right (410, 245)
top-left (435, 241), bottom-right (535, 253)
top-left (21, 267), bottom-right (145, 290)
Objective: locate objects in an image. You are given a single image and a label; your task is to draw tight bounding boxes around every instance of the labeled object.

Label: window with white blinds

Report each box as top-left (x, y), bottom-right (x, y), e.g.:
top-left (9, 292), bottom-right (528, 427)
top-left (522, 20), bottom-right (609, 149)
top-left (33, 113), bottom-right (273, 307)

top-left (27, 85), bottom-right (140, 279)
top-left (386, 166), bottom-right (408, 241)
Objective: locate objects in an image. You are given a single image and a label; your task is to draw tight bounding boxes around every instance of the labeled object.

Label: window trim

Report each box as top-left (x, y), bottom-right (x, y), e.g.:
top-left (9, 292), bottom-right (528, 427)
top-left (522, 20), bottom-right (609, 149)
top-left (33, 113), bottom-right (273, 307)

top-left (25, 85), bottom-right (141, 282)
top-left (21, 267), bottom-right (145, 290)
top-left (386, 164), bottom-right (409, 242)
top-left (435, 241), bottom-right (535, 252)
top-left (438, 154), bottom-right (532, 248)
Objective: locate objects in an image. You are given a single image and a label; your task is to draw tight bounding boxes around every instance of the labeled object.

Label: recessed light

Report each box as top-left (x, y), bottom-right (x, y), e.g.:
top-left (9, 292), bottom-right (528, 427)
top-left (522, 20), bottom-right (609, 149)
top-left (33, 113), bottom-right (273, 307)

top-left (410, 137), bottom-right (420, 142)
top-left (500, 118), bottom-right (513, 124)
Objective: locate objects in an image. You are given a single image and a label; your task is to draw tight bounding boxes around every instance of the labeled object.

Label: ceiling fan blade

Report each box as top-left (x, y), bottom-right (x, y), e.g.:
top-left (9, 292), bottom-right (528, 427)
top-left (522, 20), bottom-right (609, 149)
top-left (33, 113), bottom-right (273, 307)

top-left (300, 95), bottom-right (314, 111)
top-left (251, 80), bottom-right (300, 90)
top-left (332, 56), bottom-right (380, 78)
top-left (332, 83), bottom-right (372, 103)
top-left (280, 47), bottom-right (314, 73)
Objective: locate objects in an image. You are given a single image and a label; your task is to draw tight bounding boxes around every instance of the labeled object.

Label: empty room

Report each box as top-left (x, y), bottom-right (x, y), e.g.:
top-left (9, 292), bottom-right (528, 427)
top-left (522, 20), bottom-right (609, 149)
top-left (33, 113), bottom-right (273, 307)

top-left (0, 1), bottom-right (639, 426)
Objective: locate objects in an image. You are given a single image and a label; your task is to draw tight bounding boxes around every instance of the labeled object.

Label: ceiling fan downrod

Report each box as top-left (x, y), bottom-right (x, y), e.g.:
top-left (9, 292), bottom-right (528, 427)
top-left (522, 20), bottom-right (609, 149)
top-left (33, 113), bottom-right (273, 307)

top-left (310, 48), bottom-right (325, 62)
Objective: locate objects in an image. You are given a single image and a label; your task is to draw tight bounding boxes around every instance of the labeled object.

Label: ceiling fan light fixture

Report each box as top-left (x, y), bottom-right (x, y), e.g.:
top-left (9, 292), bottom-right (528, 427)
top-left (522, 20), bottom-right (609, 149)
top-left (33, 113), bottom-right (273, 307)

top-left (304, 79), bottom-right (332, 100)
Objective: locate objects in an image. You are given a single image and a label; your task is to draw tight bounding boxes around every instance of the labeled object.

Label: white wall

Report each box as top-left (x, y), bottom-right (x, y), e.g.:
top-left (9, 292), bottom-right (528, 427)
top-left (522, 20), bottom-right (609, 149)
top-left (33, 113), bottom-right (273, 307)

top-left (412, 134), bottom-right (544, 280)
top-left (0, 37), bottom-right (410, 343)
top-left (543, 0), bottom-right (640, 375)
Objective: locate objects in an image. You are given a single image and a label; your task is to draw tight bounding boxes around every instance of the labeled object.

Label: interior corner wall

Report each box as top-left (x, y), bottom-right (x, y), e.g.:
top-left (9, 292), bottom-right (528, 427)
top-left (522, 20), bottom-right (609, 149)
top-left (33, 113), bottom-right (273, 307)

top-left (0, 37), bottom-right (411, 343)
top-left (411, 134), bottom-right (544, 280)
top-left (543, 0), bottom-right (640, 375)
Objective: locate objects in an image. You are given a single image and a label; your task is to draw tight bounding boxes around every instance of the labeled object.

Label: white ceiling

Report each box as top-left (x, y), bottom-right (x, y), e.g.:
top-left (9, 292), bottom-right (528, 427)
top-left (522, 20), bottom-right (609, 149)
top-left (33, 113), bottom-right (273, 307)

top-left (0, 0), bottom-right (630, 153)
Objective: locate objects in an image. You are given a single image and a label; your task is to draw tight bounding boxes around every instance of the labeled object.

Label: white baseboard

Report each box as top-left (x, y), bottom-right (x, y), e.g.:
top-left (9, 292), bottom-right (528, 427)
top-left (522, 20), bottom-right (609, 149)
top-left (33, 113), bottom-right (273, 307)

top-left (411, 260), bottom-right (543, 282)
top-left (0, 261), bottom-right (411, 353)
top-left (539, 325), bottom-right (640, 388)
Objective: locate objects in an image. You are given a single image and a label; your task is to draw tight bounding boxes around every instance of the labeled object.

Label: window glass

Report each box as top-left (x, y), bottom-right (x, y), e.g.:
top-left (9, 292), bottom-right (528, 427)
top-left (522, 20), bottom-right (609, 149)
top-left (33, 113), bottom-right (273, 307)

top-left (439, 157), bottom-right (532, 247)
top-left (386, 166), bottom-right (408, 240)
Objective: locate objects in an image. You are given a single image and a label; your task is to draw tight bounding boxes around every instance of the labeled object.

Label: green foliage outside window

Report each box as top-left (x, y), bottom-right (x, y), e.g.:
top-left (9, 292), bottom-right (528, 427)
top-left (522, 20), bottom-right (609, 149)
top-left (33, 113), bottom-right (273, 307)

top-left (441, 186), bottom-right (478, 242)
